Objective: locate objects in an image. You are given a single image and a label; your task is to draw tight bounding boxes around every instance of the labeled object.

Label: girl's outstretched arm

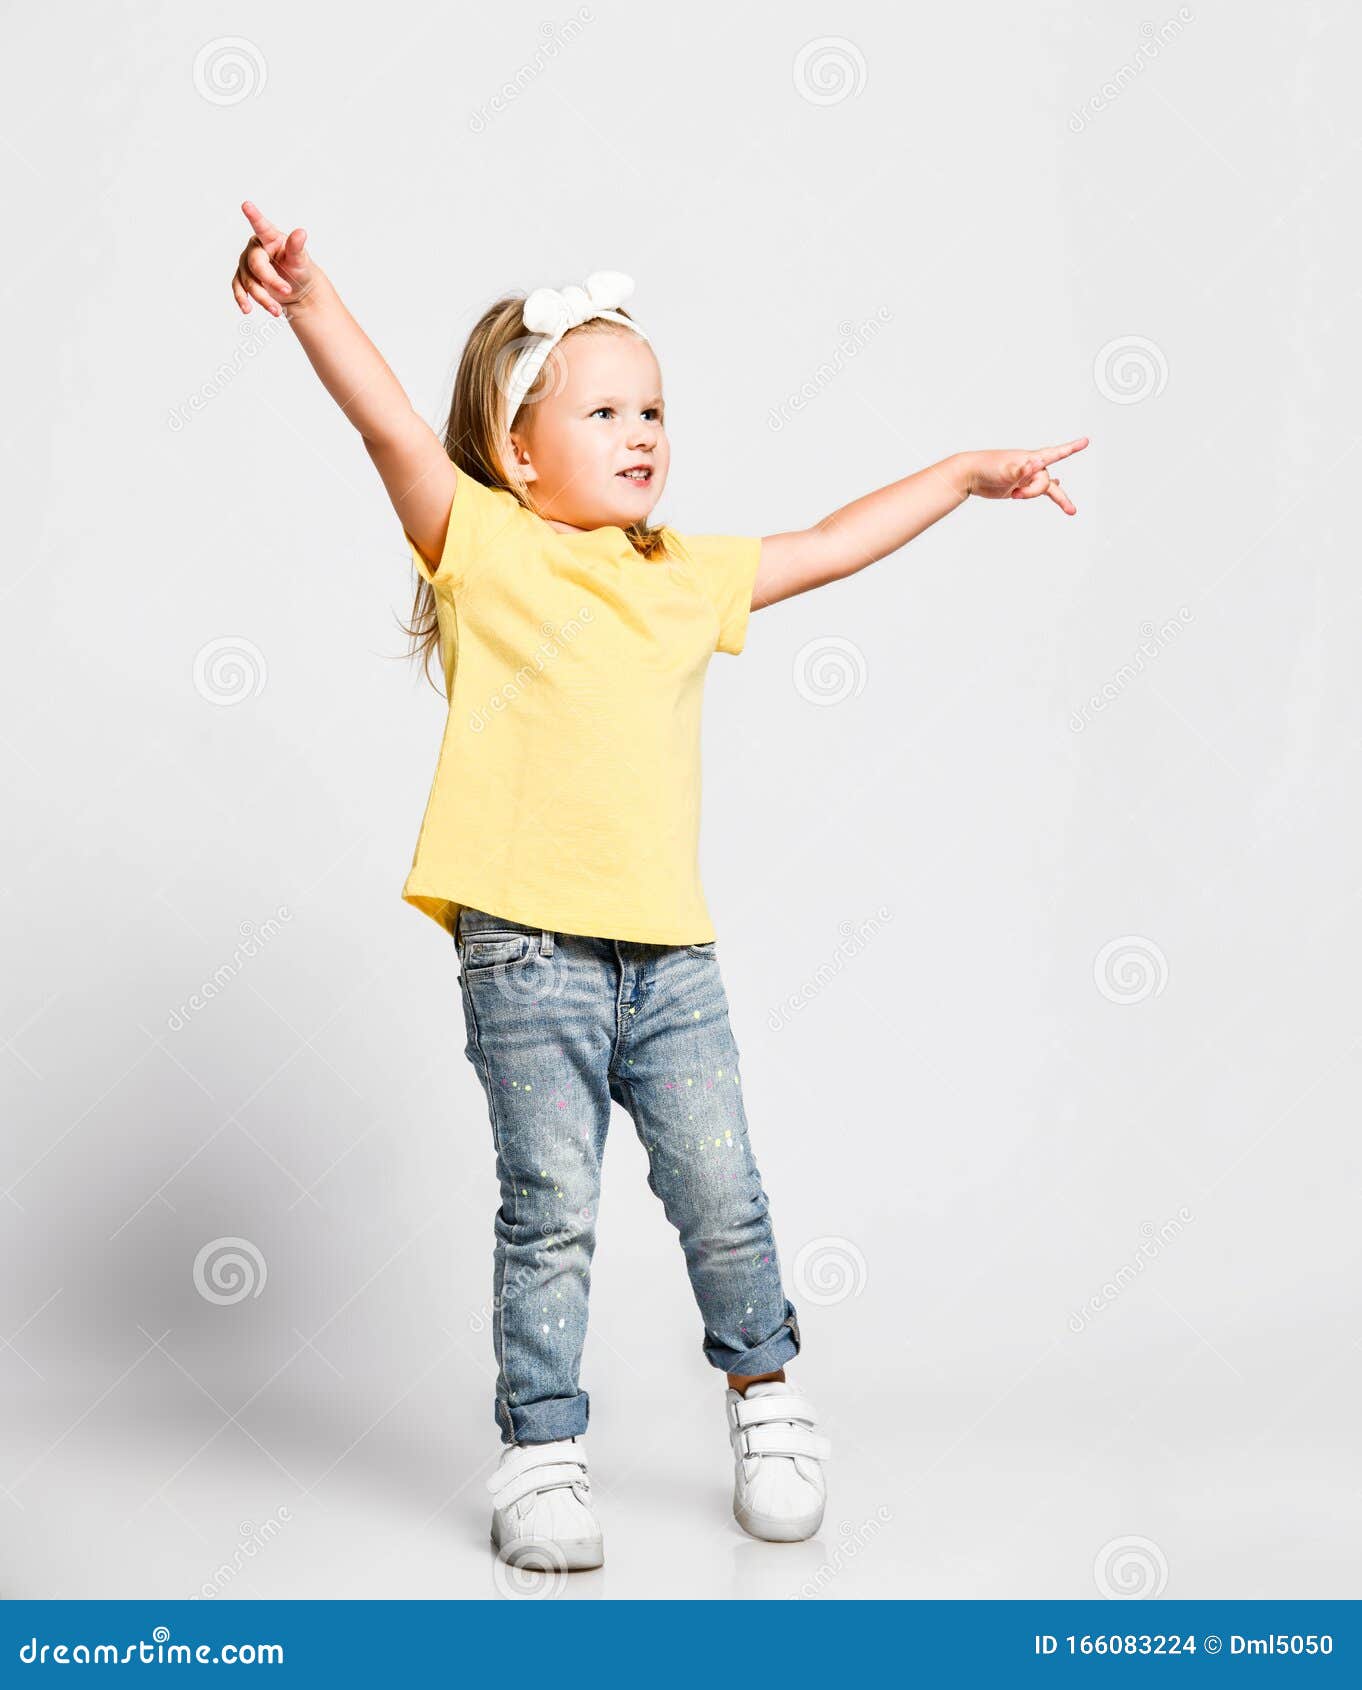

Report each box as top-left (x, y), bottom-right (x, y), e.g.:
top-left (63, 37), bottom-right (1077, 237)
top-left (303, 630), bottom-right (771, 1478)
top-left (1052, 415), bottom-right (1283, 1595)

top-left (231, 201), bottom-right (458, 571)
top-left (752, 438), bottom-right (1089, 612)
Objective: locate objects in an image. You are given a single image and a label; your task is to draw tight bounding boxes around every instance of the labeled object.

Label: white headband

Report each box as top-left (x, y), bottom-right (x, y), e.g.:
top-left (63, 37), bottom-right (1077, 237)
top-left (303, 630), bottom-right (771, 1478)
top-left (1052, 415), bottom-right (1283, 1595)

top-left (502, 269), bottom-right (650, 428)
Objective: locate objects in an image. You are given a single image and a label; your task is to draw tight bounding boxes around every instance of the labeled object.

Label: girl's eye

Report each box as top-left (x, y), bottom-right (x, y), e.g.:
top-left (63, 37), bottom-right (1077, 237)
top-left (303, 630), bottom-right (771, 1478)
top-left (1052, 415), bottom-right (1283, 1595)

top-left (589, 406), bottom-right (664, 422)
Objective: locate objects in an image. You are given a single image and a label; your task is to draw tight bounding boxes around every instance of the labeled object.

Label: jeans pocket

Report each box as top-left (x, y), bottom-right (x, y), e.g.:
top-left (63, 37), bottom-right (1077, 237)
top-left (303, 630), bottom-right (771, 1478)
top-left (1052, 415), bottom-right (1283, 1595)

top-left (685, 939), bottom-right (717, 957)
top-left (459, 930), bottom-right (534, 972)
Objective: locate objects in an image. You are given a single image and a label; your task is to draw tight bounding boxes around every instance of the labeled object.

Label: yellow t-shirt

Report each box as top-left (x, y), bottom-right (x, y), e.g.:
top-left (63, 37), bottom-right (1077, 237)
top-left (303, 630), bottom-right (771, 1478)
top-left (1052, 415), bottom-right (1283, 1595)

top-left (400, 469), bottom-right (762, 945)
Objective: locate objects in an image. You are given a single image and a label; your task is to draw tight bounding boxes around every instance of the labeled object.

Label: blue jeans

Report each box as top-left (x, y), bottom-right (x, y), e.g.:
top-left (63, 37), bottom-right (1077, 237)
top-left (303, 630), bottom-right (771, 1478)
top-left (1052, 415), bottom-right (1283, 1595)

top-left (454, 904), bottom-right (802, 1445)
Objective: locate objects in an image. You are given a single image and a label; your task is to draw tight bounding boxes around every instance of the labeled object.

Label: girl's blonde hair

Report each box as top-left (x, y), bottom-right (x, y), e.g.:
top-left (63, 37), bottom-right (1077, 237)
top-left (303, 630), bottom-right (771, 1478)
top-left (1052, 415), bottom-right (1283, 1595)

top-left (402, 295), bottom-right (670, 691)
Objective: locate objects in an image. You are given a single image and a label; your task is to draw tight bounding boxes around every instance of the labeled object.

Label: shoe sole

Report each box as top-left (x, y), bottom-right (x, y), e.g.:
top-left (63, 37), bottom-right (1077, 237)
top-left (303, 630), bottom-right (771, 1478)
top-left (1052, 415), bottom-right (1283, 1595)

top-left (733, 1488), bottom-right (825, 1543)
top-left (490, 1521), bottom-right (604, 1571)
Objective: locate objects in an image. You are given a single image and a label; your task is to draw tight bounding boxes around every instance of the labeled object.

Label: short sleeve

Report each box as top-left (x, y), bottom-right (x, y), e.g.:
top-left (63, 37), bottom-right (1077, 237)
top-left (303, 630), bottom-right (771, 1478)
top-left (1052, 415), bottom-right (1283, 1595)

top-left (403, 469), bottom-right (530, 593)
top-left (665, 531), bottom-right (763, 655)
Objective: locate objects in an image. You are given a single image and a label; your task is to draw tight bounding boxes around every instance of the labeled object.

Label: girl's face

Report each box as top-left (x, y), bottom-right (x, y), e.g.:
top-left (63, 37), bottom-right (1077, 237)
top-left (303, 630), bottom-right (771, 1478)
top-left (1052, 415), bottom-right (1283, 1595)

top-left (506, 327), bottom-right (669, 532)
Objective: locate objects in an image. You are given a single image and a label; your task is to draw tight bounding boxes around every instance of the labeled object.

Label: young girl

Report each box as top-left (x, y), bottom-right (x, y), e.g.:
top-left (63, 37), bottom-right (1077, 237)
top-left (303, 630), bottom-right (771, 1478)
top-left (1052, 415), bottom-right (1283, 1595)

top-left (231, 202), bottom-right (1087, 1572)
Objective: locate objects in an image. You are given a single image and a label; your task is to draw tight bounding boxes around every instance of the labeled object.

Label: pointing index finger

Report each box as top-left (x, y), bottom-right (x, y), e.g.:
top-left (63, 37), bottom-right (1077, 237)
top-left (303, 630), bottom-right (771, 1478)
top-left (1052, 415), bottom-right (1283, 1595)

top-left (241, 200), bottom-right (283, 247)
top-left (1034, 436), bottom-right (1090, 469)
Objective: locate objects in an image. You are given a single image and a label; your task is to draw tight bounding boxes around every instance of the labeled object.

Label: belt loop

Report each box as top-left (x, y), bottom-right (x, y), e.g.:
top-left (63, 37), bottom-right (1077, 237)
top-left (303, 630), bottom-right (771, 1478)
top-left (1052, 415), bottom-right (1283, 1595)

top-left (540, 929), bottom-right (554, 957)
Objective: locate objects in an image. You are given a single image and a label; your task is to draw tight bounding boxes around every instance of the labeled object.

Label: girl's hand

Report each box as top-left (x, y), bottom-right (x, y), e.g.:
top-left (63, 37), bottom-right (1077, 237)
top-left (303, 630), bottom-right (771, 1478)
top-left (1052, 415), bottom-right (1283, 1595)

top-left (231, 200), bottom-right (314, 317)
top-left (962, 437), bottom-right (1090, 515)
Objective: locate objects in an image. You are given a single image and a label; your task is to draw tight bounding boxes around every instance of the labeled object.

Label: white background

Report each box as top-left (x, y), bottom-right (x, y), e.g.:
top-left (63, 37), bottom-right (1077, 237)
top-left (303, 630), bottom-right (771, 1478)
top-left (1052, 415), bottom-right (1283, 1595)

top-left (2, 0), bottom-right (1358, 1599)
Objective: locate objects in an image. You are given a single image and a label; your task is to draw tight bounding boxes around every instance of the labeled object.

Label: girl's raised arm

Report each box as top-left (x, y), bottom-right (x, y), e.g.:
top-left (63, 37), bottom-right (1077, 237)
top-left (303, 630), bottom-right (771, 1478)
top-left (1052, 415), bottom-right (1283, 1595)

top-left (753, 440), bottom-right (1089, 611)
top-left (231, 201), bottom-right (457, 572)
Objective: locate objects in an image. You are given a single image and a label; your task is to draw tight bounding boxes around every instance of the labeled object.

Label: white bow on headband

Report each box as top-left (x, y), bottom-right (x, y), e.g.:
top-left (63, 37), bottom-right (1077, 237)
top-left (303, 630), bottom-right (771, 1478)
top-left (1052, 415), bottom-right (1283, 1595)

top-left (502, 269), bottom-right (650, 426)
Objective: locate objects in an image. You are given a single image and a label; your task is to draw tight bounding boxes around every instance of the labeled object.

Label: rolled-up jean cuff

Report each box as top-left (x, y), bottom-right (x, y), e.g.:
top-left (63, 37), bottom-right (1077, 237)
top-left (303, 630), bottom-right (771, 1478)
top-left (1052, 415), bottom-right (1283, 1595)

top-left (498, 1390), bottom-right (589, 1447)
top-left (701, 1304), bottom-right (801, 1375)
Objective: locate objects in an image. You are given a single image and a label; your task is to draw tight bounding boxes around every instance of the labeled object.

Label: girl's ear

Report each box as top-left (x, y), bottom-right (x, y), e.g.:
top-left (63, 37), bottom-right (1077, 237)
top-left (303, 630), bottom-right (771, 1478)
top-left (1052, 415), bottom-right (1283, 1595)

top-left (502, 428), bottom-right (537, 486)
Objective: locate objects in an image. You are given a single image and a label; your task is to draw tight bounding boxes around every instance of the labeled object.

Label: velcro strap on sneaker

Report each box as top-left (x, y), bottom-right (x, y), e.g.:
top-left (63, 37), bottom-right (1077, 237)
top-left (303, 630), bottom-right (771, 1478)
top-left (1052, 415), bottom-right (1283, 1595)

top-left (486, 1439), bottom-right (586, 1498)
top-left (733, 1392), bottom-right (820, 1430)
top-left (488, 1460), bottom-right (591, 1513)
top-left (740, 1422), bottom-right (832, 1461)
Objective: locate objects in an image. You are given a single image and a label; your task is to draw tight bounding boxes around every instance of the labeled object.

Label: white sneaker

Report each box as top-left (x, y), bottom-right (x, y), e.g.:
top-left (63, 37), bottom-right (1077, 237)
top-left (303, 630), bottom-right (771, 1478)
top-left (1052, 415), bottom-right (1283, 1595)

top-left (486, 1435), bottom-right (603, 1570)
top-left (725, 1380), bottom-right (832, 1542)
